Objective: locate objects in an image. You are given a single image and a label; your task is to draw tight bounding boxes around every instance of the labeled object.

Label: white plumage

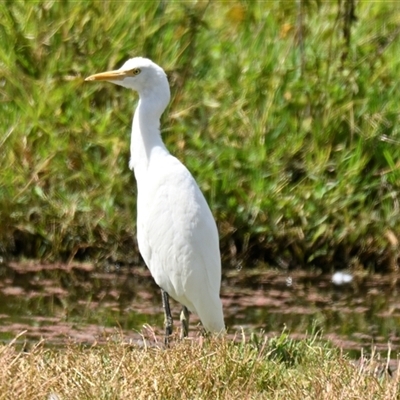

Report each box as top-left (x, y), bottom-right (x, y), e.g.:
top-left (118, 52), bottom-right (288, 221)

top-left (86, 57), bottom-right (225, 338)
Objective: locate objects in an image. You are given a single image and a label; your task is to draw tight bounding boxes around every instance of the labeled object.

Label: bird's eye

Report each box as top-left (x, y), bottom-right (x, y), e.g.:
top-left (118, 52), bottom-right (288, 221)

top-left (131, 68), bottom-right (141, 75)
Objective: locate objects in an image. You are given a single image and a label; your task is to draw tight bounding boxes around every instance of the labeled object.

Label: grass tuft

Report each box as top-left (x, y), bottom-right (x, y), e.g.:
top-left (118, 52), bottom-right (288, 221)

top-left (0, 332), bottom-right (398, 399)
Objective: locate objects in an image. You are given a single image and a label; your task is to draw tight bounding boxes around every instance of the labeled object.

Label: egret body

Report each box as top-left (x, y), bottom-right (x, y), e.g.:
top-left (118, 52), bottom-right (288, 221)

top-left (86, 57), bottom-right (225, 341)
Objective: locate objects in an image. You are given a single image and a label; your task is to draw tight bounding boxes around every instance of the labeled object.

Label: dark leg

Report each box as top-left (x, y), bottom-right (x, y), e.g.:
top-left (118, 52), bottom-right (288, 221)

top-left (161, 289), bottom-right (173, 345)
top-left (180, 306), bottom-right (190, 339)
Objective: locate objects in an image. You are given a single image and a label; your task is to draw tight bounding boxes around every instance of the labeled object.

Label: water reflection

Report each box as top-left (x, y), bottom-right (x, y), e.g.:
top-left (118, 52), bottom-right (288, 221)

top-left (223, 269), bottom-right (399, 357)
top-left (0, 261), bottom-right (399, 357)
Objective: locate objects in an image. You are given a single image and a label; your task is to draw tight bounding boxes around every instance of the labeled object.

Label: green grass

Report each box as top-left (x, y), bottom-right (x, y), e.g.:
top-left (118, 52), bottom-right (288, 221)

top-left (1, 332), bottom-right (398, 399)
top-left (1, 1), bottom-right (400, 270)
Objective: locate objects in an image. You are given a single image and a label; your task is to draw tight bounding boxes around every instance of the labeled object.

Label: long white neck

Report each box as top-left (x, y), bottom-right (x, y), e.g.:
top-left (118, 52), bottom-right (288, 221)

top-left (129, 94), bottom-right (169, 181)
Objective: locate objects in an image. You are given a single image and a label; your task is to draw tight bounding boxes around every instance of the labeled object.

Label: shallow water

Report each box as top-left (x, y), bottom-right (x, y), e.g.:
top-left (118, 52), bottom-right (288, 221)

top-left (0, 261), bottom-right (399, 358)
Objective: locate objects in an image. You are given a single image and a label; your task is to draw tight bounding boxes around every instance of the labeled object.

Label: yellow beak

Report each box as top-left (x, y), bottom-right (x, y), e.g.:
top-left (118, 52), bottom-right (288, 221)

top-left (85, 69), bottom-right (128, 82)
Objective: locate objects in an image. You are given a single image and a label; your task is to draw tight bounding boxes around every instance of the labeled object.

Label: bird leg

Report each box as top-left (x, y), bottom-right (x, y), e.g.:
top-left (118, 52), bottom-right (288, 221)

top-left (180, 306), bottom-right (190, 339)
top-left (161, 289), bottom-right (173, 345)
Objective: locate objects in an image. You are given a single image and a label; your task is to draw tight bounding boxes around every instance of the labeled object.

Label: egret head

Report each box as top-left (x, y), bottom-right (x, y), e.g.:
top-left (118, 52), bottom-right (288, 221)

top-left (85, 57), bottom-right (170, 108)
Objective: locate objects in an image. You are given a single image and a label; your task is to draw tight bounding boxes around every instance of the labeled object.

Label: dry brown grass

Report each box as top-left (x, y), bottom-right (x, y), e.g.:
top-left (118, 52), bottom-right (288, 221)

top-left (0, 330), bottom-right (398, 399)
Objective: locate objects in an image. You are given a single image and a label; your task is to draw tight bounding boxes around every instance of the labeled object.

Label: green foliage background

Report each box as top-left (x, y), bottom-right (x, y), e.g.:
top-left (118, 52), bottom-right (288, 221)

top-left (1, 1), bottom-right (400, 271)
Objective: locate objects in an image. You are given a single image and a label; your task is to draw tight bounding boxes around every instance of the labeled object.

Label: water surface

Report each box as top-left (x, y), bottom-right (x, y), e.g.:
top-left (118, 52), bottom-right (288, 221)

top-left (0, 261), bottom-right (399, 359)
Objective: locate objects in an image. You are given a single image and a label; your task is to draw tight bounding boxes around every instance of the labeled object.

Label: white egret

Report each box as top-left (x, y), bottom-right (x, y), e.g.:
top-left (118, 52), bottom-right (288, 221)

top-left (85, 57), bottom-right (225, 342)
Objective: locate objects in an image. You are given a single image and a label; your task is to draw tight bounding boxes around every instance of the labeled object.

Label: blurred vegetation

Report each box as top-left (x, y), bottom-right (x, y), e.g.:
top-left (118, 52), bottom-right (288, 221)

top-left (1, 0), bottom-right (400, 271)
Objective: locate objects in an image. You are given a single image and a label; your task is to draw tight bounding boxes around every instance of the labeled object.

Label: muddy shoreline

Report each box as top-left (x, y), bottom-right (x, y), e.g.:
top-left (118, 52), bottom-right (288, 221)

top-left (0, 261), bottom-right (399, 359)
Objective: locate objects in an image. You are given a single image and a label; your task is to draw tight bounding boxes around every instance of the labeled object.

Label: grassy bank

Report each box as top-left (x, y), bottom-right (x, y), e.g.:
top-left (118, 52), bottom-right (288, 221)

top-left (0, 332), bottom-right (398, 399)
top-left (1, 1), bottom-right (400, 270)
